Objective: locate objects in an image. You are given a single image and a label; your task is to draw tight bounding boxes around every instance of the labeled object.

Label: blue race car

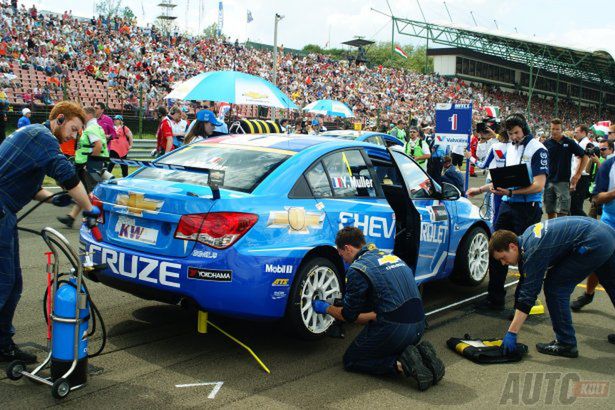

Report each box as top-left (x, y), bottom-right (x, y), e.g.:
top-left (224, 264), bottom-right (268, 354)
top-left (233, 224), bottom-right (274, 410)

top-left (81, 134), bottom-right (490, 339)
top-left (320, 130), bottom-right (404, 148)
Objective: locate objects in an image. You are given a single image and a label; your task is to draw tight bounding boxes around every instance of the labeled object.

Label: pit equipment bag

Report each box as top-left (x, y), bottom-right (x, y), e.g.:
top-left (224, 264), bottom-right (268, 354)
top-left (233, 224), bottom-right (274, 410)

top-left (446, 334), bottom-right (529, 364)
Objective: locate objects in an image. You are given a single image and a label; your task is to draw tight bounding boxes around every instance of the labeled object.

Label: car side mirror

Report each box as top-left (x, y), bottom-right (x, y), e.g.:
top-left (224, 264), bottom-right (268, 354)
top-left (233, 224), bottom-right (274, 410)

top-left (442, 182), bottom-right (461, 200)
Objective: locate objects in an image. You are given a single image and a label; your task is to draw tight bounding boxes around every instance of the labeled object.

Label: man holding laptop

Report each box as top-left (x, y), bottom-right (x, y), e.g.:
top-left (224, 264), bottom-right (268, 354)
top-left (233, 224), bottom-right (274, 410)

top-left (467, 114), bottom-right (549, 311)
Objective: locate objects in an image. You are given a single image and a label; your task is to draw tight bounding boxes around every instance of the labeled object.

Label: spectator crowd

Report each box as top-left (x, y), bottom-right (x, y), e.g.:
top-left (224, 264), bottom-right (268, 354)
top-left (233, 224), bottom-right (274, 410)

top-left (0, 1), bottom-right (611, 134)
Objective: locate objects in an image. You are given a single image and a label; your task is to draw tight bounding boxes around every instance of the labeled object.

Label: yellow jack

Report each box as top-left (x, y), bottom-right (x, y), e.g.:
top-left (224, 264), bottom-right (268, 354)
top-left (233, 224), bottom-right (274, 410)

top-left (530, 299), bottom-right (545, 315)
top-left (197, 310), bottom-right (208, 334)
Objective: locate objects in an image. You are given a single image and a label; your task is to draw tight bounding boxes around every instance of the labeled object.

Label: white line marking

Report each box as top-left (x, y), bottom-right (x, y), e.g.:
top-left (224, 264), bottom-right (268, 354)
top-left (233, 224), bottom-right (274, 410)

top-left (175, 381), bottom-right (224, 399)
top-left (425, 280), bottom-right (519, 317)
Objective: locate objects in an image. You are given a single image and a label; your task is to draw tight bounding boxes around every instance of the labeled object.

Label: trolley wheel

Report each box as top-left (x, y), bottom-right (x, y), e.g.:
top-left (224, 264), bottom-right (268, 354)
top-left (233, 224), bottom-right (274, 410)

top-left (6, 360), bottom-right (25, 380)
top-left (52, 378), bottom-right (71, 399)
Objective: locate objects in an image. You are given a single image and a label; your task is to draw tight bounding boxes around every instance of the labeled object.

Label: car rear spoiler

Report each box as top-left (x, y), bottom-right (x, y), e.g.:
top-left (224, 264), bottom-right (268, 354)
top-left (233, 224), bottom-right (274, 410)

top-left (109, 158), bottom-right (226, 200)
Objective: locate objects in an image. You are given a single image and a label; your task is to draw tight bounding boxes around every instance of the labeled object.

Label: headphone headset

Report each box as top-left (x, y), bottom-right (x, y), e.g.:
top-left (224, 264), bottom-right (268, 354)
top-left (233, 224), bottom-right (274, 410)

top-left (505, 113), bottom-right (531, 144)
top-left (57, 115), bottom-right (65, 125)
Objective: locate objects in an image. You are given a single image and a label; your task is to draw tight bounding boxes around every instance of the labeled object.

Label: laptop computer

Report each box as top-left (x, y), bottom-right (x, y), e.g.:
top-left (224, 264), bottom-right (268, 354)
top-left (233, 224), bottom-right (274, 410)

top-left (489, 164), bottom-right (532, 189)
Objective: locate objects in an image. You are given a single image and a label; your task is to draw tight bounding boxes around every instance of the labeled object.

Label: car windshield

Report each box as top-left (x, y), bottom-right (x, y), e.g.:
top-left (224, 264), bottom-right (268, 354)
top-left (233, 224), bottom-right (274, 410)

top-left (134, 145), bottom-right (292, 192)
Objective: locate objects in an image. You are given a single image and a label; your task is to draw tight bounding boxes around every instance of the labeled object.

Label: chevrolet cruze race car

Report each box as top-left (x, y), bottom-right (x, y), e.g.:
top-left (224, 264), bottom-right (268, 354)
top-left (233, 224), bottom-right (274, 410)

top-left (81, 134), bottom-right (490, 339)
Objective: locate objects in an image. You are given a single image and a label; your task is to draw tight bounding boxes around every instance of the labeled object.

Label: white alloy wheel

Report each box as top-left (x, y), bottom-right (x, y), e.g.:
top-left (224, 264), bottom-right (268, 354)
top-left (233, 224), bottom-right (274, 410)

top-left (468, 231), bottom-right (489, 282)
top-left (299, 265), bottom-right (341, 335)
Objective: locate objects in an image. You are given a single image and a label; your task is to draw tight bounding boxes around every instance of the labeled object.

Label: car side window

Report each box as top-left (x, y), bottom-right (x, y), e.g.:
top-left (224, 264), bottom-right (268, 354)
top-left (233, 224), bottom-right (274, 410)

top-left (305, 162), bottom-right (333, 198)
top-left (366, 136), bottom-right (384, 146)
top-left (322, 150), bottom-right (377, 198)
top-left (391, 150), bottom-right (435, 199)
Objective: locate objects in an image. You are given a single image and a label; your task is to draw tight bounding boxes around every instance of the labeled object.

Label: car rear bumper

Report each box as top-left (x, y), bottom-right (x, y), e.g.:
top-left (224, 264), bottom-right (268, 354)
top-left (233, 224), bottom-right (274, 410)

top-left (80, 228), bottom-right (299, 320)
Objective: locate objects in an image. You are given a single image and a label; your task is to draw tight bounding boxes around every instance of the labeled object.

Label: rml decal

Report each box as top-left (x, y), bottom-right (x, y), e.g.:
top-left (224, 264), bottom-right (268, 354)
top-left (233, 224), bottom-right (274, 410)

top-left (339, 212), bottom-right (394, 239)
top-left (88, 244), bottom-right (181, 288)
top-left (420, 223), bottom-right (448, 244)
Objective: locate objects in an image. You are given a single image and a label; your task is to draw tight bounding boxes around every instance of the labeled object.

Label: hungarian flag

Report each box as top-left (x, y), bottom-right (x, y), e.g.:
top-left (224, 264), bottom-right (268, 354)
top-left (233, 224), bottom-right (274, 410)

top-left (394, 45), bottom-right (408, 59)
top-left (483, 106), bottom-right (500, 119)
top-left (590, 121), bottom-right (611, 138)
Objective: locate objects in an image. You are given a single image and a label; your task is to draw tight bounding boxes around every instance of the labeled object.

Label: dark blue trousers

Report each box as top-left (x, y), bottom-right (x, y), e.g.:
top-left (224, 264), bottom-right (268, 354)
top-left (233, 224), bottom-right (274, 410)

top-left (0, 209), bottom-right (21, 348)
top-left (544, 232), bottom-right (615, 346)
top-left (488, 201), bottom-right (542, 305)
top-left (343, 319), bottom-right (424, 376)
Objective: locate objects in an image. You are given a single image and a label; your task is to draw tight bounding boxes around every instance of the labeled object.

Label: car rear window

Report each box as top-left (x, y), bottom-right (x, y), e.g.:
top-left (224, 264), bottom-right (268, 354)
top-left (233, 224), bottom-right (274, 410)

top-left (135, 145), bottom-right (291, 192)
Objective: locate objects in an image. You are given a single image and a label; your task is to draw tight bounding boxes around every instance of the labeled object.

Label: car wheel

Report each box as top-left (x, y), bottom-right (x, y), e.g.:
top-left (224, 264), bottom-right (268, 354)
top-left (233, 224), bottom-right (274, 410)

top-left (285, 257), bottom-right (342, 340)
top-left (451, 227), bottom-right (489, 286)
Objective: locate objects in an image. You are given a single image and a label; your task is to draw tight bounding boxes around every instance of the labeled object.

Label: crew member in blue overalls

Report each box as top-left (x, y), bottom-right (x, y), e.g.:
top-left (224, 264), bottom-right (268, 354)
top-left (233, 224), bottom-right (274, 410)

top-left (489, 217), bottom-right (615, 357)
top-left (0, 101), bottom-right (97, 364)
top-left (467, 114), bottom-right (548, 311)
top-left (312, 227), bottom-right (444, 391)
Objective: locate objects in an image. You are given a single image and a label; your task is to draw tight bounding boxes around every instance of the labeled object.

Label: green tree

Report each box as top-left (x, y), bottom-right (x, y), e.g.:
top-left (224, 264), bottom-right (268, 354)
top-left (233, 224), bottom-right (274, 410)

top-left (302, 44), bottom-right (324, 54)
top-left (122, 6), bottom-right (135, 20)
top-left (95, 0), bottom-right (123, 18)
top-left (203, 23), bottom-right (219, 38)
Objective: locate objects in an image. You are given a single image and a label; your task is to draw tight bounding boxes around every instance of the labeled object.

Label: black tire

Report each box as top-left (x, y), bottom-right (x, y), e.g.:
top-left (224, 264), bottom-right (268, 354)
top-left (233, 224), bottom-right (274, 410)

top-left (6, 360), bottom-right (25, 380)
top-left (451, 226), bottom-right (489, 286)
top-left (285, 256), bottom-right (342, 340)
top-left (52, 378), bottom-right (71, 399)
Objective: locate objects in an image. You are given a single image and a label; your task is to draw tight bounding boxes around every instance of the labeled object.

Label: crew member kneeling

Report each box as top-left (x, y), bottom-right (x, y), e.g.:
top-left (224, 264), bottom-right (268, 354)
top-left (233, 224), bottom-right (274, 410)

top-left (312, 227), bottom-right (444, 390)
top-left (490, 217), bottom-right (615, 358)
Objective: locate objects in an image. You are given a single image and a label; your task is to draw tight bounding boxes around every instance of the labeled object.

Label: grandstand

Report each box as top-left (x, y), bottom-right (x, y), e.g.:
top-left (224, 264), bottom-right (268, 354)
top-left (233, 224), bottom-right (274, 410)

top-left (389, 16), bottom-right (615, 120)
top-left (0, 3), bottom-right (612, 135)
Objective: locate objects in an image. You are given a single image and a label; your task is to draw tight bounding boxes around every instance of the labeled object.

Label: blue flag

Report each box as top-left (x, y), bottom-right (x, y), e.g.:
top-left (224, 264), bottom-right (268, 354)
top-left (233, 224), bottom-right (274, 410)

top-left (247, 10), bottom-right (253, 23)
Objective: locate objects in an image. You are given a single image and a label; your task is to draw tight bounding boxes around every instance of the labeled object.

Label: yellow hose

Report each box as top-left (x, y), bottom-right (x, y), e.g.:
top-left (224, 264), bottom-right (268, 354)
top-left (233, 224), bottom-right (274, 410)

top-left (207, 319), bottom-right (271, 374)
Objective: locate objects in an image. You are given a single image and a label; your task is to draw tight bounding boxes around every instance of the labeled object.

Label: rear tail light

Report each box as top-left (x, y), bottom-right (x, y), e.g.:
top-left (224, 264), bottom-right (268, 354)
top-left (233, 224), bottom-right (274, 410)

top-left (89, 193), bottom-right (104, 224)
top-left (174, 212), bottom-right (258, 249)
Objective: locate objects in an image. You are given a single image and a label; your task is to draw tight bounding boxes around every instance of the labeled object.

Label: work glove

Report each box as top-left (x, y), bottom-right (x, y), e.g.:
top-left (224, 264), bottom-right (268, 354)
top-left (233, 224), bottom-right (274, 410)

top-left (312, 299), bottom-right (331, 315)
top-left (82, 206), bottom-right (101, 229)
top-left (51, 193), bottom-right (72, 207)
top-left (501, 331), bottom-right (518, 355)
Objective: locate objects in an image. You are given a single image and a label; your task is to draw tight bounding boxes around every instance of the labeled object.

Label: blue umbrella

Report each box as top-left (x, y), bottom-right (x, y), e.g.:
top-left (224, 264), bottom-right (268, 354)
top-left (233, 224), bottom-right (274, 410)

top-left (165, 70), bottom-right (298, 109)
top-left (303, 99), bottom-right (354, 118)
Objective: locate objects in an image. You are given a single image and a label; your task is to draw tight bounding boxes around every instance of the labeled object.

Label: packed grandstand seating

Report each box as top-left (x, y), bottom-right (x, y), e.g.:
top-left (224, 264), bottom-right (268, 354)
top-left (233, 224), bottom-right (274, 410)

top-left (0, 2), bottom-right (612, 131)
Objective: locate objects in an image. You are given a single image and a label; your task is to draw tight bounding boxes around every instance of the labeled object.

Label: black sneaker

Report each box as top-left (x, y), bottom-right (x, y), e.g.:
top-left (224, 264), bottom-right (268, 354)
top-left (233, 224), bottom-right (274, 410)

top-left (536, 340), bottom-right (578, 358)
top-left (475, 298), bottom-right (505, 311)
top-left (570, 293), bottom-right (594, 311)
top-left (0, 343), bottom-right (37, 364)
top-left (608, 334), bottom-right (615, 345)
top-left (399, 344), bottom-right (433, 391)
top-left (416, 341), bottom-right (445, 385)
top-left (57, 215), bottom-right (75, 229)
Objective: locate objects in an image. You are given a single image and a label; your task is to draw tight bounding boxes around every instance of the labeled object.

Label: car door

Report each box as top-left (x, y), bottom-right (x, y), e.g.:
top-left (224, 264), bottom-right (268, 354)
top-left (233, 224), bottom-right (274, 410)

top-left (388, 149), bottom-right (451, 282)
top-left (304, 149), bottom-right (395, 252)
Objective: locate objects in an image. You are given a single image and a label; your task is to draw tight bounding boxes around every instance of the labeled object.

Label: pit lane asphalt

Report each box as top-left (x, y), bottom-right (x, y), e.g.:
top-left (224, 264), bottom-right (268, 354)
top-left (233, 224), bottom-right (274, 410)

top-left (1, 179), bottom-right (613, 408)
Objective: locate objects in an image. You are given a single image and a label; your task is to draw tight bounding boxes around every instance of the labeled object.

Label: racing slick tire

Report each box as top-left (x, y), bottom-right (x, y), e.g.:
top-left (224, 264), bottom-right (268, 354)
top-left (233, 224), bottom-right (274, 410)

top-left (285, 257), bottom-right (342, 340)
top-left (451, 226), bottom-right (489, 286)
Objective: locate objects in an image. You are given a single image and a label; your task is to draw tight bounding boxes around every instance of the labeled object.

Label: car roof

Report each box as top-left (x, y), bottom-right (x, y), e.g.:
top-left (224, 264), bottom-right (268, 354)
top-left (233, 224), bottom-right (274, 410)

top-left (321, 130), bottom-right (389, 139)
top-left (194, 133), bottom-right (384, 153)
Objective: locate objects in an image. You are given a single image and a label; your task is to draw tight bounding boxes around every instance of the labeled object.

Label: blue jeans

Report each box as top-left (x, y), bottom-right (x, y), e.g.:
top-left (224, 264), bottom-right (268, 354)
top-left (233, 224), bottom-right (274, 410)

top-left (544, 230), bottom-right (615, 346)
top-left (343, 319), bottom-right (424, 376)
top-left (0, 208), bottom-right (21, 348)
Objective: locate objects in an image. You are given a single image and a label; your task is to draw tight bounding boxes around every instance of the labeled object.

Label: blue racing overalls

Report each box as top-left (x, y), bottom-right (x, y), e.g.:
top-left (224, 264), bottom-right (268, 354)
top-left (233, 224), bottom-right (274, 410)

top-left (342, 244), bottom-right (425, 375)
top-left (515, 217), bottom-right (615, 346)
top-left (0, 124), bottom-right (79, 349)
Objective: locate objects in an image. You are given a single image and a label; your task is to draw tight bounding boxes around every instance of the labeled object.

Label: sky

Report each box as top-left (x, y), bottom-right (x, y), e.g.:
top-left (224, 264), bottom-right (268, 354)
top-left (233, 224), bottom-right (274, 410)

top-left (30, 0), bottom-right (615, 56)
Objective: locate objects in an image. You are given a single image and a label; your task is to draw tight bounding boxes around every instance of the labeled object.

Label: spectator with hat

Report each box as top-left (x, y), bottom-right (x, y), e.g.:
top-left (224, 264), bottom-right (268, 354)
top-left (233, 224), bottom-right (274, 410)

top-left (17, 108), bottom-right (31, 129)
top-left (184, 110), bottom-right (224, 144)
